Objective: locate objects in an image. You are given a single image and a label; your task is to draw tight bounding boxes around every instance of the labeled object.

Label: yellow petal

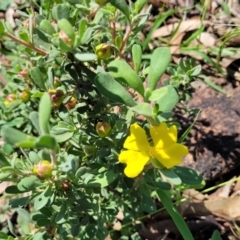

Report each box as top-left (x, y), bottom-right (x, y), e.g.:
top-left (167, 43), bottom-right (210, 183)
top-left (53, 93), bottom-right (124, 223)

top-left (150, 122), bottom-right (177, 149)
top-left (118, 150), bottom-right (149, 178)
top-left (154, 143), bottom-right (188, 169)
top-left (124, 123), bottom-right (150, 151)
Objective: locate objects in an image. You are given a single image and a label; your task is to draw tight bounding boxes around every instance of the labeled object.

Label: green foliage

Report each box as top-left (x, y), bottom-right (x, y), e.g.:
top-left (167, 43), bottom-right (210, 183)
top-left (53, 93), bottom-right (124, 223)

top-left (0, 0), bottom-right (208, 239)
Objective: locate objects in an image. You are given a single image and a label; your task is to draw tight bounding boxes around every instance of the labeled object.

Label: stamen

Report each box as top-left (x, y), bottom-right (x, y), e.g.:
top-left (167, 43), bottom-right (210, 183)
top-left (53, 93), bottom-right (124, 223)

top-left (148, 147), bottom-right (156, 158)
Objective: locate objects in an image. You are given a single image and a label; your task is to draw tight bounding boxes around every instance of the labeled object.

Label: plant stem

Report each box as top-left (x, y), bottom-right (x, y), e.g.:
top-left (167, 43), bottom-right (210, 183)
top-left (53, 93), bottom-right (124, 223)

top-left (4, 32), bottom-right (47, 56)
top-left (117, 24), bottom-right (133, 57)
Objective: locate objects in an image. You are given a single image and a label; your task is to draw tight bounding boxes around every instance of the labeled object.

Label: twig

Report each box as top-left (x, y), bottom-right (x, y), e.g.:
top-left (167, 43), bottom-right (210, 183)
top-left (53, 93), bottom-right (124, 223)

top-left (4, 32), bottom-right (47, 55)
top-left (117, 24), bottom-right (133, 57)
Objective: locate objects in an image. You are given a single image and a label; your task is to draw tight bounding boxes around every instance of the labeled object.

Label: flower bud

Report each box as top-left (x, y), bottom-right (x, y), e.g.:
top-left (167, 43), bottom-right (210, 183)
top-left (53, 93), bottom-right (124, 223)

top-left (83, 145), bottom-right (96, 156)
top-left (96, 122), bottom-right (111, 137)
top-left (53, 77), bottom-right (61, 88)
top-left (65, 97), bottom-right (77, 109)
top-left (19, 91), bottom-right (31, 103)
top-left (60, 179), bottom-right (71, 192)
top-left (95, 43), bottom-right (111, 60)
top-left (6, 94), bottom-right (16, 102)
top-left (48, 89), bottom-right (65, 107)
top-left (18, 68), bottom-right (28, 79)
top-left (59, 30), bottom-right (72, 45)
top-left (33, 160), bottom-right (53, 179)
top-left (4, 94), bottom-right (16, 105)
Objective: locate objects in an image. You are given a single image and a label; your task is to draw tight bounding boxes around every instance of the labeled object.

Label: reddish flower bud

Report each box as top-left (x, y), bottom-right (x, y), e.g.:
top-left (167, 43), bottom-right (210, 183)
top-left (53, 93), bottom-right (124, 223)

top-left (65, 97), bottom-right (77, 109)
top-left (48, 89), bottom-right (65, 107)
top-left (33, 160), bottom-right (53, 179)
top-left (6, 94), bottom-right (16, 102)
top-left (96, 122), bottom-right (111, 137)
top-left (18, 68), bottom-right (28, 79)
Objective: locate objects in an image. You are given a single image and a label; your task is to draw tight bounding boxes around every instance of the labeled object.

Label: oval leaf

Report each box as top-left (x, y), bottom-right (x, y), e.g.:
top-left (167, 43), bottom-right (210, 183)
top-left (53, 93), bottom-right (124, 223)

top-left (39, 93), bottom-right (51, 134)
top-left (29, 67), bottom-right (46, 90)
top-left (108, 59), bottom-right (144, 95)
top-left (74, 53), bottom-right (97, 62)
top-left (109, 0), bottom-right (130, 21)
top-left (156, 85), bottom-right (179, 112)
top-left (148, 47), bottom-right (171, 91)
top-left (132, 44), bottom-right (142, 73)
top-left (130, 103), bottom-right (152, 117)
top-left (94, 73), bottom-right (136, 107)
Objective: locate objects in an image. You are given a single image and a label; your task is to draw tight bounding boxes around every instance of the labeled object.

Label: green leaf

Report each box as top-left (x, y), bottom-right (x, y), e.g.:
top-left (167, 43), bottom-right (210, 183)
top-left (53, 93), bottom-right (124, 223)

top-left (55, 203), bottom-right (68, 224)
top-left (178, 110), bottom-right (200, 143)
top-left (202, 76), bottom-right (226, 94)
top-left (156, 85), bottom-right (179, 112)
top-left (34, 185), bottom-right (52, 211)
top-left (0, 232), bottom-right (8, 239)
top-left (78, 18), bottom-right (87, 42)
top-left (173, 166), bottom-right (203, 185)
top-left (148, 47), bottom-right (171, 91)
top-left (160, 168), bottom-right (182, 185)
top-left (52, 4), bottom-right (69, 20)
top-left (94, 73), bottom-right (136, 107)
top-left (29, 151), bottom-right (41, 164)
top-left (149, 86), bottom-right (168, 102)
top-left (9, 196), bottom-right (29, 208)
top-left (5, 185), bottom-right (28, 194)
top-left (39, 19), bottom-right (56, 35)
top-left (29, 112), bottom-right (41, 134)
top-left (74, 53), bottom-right (97, 62)
top-left (140, 194), bottom-right (156, 213)
top-left (58, 19), bottom-right (75, 42)
top-left (0, 21), bottom-right (5, 37)
top-left (87, 170), bottom-right (117, 188)
top-left (17, 208), bottom-right (31, 222)
top-left (132, 44), bottom-right (142, 73)
top-left (210, 230), bottom-right (222, 240)
top-left (53, 132), bottom-right (74, 143)
top-left (1, 127), bottom-right (36, 147)
top-left (109, 0), bottom-right (130, 21)
top-left (35, 135), bottom-right (57, 150)
top-left (17, 176), bottom-right (38, 191)
top-left (108, 59), bottom-right (144, 95)
top-left (134, 0), bottom-right (148, 13)
top-left (130, 103), bottom-right (152, 117)
top-left (39, 93), bottom-right (51, 134)
top-left (0, 151), bottom-right (11, 166)
top-left (36, 218), bottom-right (52, 226)
top-left (157, 189), bottom-right (194, 240)
top-left (29, 67), bottom-right (46, 90)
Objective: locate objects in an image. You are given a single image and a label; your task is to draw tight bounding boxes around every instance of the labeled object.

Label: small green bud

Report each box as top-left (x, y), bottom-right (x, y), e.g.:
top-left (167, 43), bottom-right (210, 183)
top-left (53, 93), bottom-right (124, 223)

top-left (83, 145), bottom-right (96, 156)
top-left (33, 160), bottom-right (53, 179)
top-left (96, 122), bottom-right (111, 137)
top-left (19, 91), bottom-right (31, 103)
top-left (95, 43), bottom-right (111, 60)
top-left (53, 77), bottom-right (61, 88)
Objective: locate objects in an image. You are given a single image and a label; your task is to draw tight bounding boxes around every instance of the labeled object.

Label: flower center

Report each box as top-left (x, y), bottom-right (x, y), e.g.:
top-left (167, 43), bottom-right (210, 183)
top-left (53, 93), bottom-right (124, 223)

top-left (148, 147), bottom-right (156, 158)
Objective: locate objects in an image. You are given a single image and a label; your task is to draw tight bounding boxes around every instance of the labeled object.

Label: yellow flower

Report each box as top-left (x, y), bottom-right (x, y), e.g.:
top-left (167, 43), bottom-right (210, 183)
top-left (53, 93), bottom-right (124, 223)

top-left (118, 122), bottom-right (188, 178)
